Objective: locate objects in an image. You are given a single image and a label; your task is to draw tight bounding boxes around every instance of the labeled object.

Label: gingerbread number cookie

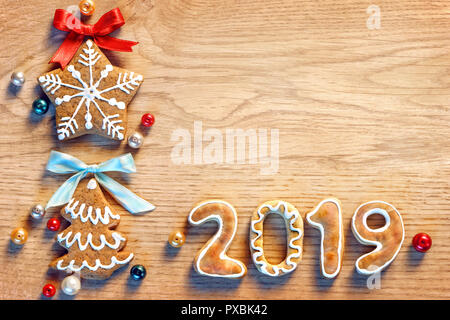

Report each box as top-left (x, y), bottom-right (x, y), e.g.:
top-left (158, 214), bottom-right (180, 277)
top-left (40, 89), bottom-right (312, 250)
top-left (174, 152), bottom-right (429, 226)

top-left (250, 200), bottom-right (303, 277)
top-left (39, 39), bottom-right (143, 141)
top-left (306, 198), bottom-right (344, 279)
top-left (352, 201), bottom-right (405, 275)
top-left (50, 178), bottom-right (134, 279)
top-left (188, 200), bottom-right (247, 278)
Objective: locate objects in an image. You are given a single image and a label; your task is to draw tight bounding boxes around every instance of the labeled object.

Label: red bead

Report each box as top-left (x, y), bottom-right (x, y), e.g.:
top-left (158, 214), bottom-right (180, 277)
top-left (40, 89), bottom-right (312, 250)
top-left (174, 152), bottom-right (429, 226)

top-left (141, 113), bottom-right (155, 127)
top-left (47, 218), bottom-right (61, 231)
top-left (42, 284), bottom-right (56, 297)
top-left (412, 233), bottom-right (432, 252)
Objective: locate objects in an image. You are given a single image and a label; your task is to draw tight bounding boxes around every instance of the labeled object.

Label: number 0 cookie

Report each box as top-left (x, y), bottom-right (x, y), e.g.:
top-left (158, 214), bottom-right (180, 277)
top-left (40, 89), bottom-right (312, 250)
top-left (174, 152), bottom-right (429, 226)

top-left (250, 200), bottom-right (303, 277)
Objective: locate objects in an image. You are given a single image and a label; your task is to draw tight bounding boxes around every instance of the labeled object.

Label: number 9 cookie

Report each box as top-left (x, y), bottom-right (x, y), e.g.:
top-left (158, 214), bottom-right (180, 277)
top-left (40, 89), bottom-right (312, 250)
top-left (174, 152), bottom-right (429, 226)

top-left (250, 200), bottom-right (303, 277)
top-left (352, 201), bottom-right (405, 275)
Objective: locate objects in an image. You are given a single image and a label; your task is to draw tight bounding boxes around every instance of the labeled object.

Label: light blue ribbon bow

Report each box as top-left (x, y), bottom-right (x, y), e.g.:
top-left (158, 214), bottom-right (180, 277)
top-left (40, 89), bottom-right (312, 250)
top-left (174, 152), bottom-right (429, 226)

top-left (45, 151), bottom-right (155, 214)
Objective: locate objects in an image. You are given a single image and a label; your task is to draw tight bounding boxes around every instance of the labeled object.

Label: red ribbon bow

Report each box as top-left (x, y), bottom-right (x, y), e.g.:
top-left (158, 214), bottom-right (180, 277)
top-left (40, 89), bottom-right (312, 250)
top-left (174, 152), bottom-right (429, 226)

top-left (50, 8), bottom-right (138, 69)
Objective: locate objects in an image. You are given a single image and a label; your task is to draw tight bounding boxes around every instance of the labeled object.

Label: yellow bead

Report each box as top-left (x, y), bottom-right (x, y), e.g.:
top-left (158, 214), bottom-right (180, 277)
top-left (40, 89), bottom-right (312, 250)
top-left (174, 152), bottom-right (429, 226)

top-left (10, 227), bottom-right (28, 245)
top-left (79, 0), bottom-right (95, 16)
top-left (168, 230), bottom-right (185, 248)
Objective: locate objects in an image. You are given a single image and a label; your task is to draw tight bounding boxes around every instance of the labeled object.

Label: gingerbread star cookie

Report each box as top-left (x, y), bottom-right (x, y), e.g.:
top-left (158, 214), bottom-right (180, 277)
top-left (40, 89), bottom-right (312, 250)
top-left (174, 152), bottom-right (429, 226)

top-left (39, 39), bottom-right (143, 141)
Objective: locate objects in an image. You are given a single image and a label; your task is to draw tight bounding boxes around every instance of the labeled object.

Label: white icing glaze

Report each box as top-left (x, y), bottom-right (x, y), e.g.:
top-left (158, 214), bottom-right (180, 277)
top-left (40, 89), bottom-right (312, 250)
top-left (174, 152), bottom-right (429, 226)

top-left (39, 40), bottom-right (143, 140)
top-left (56, 253), bottom-right (134, 272)
top-left (188, 200), bottom-right (246, 278)
top-left (306, 198), bottom-right (343, 279)
top-left (99, 72), bottom-right (143, 97)
top-left (351, 200), bottom-right (405, 275)
top-left (57, 231), bottom-right (126, 251)
top-left (56, 97), bottom-right (84, 140)
top-left (250, 201), bottom-right (302, 277)
top-left (65, 198), bottom-right (120, 225)
top-left (86, 178), bottom-right (97, 190)
top-left (362, 208), bottom-right (391, 232)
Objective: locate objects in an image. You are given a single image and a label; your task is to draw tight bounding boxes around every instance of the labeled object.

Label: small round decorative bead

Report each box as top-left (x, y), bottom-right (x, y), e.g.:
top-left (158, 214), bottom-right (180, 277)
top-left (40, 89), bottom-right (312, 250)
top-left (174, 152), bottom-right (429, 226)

top-left (10, 227), bottom-right (28, 245)
top-left (30, 204), bottom-right (45, 220)
top-left (130, 265), bottom-right (146, 280)
top-left (47, 218), bottom-right (61, 231)
top-left (168, 230), bottom-right (186, 248)
top-left (11, 71), bottom-right (25, 87)
top-left (141, 113), bottom-right (155, 127)
top-left (79, 0), bottom-right (95, 16)
top-left (32, 98), bottom-right (49, 115)
top-left (412, 233), bottom-right (432, 252)
top-left (42, 284), bottom-right (56, 297)
top-left (61, 275), bottom-right (81, 295)
top-left (127, 132), bottom-right (144, 149)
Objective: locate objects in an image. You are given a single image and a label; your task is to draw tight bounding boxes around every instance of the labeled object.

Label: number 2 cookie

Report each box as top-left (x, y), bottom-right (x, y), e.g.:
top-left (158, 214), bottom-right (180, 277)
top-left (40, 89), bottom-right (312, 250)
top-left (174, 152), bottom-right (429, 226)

top-left (39, 39), bottom-right (143, 141)
top-left (250, 200), bottom-right (303, 277)
top-left (188, 200), bottom-right (247, 278)
top-left (352, 201), bottom-right (405, 275)
top-left (306, 198), bottom-right (344, 279)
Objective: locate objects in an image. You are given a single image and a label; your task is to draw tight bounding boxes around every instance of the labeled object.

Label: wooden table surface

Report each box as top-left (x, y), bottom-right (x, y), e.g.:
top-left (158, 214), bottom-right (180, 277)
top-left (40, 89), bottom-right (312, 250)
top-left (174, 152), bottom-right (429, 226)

top-left (0, 0), bottom-right (449, 300)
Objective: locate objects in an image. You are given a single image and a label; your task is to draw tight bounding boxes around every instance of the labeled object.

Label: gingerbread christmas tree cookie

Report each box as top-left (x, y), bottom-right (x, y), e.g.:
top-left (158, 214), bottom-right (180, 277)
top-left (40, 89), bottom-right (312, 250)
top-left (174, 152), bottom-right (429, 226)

top-left (50, 178), bottom-right (134, 280)
top-left (39, 39), bottom-right (143, 141)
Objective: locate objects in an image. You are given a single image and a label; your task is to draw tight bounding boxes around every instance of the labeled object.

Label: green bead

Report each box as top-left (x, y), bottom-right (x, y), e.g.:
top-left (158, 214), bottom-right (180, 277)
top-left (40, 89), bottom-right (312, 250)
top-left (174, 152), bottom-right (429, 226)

top-left (130, 265), bottom-right (146, 280)
top-left (32, 98), bottom-right (49, 115)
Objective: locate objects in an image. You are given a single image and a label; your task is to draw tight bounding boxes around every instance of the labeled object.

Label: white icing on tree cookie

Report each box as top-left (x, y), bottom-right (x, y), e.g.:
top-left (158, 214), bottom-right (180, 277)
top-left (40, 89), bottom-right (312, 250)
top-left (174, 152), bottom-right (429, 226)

top-left (56, 254), bottom-right (134, 272)
top-left (57, 231), bottom-right (126, 251)
top-left (65, 198), bottom-right (121, 225)
top-left (87, 179), bottom-right (97, 190)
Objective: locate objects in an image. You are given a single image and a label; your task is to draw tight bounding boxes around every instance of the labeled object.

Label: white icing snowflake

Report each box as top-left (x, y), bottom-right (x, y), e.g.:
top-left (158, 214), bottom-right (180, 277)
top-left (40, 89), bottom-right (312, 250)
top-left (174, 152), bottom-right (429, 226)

top-left (39, 40), bottom-right (143, 141)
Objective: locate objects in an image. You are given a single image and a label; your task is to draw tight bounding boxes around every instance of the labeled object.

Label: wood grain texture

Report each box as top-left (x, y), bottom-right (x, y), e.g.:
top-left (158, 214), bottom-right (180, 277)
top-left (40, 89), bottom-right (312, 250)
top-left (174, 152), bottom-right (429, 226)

top-left (0, 0), bottom-right (449, 299)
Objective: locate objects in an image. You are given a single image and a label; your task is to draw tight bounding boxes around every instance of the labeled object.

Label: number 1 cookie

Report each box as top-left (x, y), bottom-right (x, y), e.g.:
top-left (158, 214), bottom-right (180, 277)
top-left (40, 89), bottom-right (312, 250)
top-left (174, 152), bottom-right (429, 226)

top-left (306, 198), bottom-right (344, 279)
top-left (188, 200), bottom-right (247, 278)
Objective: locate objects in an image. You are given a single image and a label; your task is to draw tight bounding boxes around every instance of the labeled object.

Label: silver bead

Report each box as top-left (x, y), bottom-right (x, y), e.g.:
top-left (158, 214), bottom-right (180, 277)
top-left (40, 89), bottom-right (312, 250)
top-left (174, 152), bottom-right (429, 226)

top-left (61, 275), bottom-right (81, 296)
top-left (30, 204), bottom-right (45, 220)
top-left (11, 71), bottom-right (25, 87)
top-left (127, 132), bottom-right (143, 149)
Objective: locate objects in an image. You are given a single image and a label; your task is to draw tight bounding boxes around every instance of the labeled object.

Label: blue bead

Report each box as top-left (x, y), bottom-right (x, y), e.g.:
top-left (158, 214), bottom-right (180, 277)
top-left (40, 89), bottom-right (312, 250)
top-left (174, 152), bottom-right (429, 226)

top-left (130, 265), bottom-right (146, 280)
top-left (32, 98), bottom-right (49, 115)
